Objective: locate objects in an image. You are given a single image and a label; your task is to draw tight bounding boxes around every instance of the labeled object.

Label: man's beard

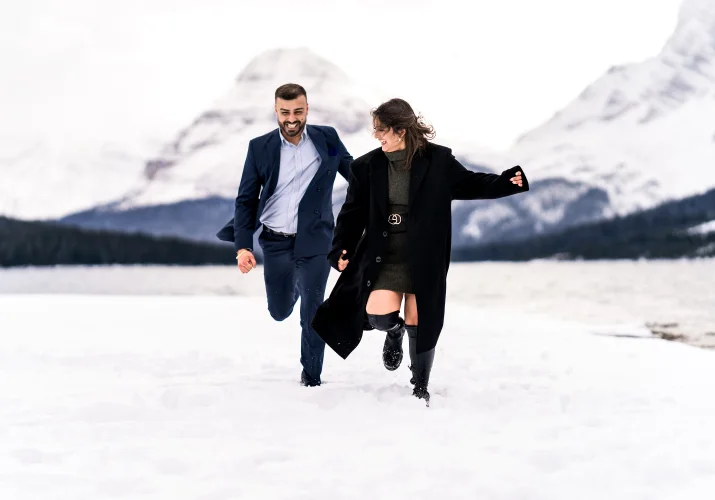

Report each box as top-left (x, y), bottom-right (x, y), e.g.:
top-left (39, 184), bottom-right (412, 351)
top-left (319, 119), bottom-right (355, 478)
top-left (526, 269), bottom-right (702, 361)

top-left (279, 119), bottom-right (305, 137)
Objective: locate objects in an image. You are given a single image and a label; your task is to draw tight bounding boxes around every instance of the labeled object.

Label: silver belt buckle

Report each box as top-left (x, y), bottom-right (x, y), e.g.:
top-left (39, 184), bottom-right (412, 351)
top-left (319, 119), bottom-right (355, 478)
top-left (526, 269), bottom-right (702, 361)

top-left (388, 214), bottom-right (402, 225)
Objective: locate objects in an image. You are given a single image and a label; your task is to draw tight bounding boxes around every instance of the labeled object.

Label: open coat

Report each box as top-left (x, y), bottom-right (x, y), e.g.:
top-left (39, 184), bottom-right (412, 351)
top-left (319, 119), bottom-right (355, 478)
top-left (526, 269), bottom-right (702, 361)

top-left (311, 142), bottom-right (530, 359)
top-left (215, 125), bottom-right (352, 257)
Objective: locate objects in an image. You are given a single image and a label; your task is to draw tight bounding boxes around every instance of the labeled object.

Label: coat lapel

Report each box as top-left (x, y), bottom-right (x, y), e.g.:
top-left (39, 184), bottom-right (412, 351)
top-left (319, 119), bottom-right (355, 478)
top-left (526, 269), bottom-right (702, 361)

top-left (370, 151), bottom-right (389, 221)
top-left (408, 149), bottom-right (430, 209)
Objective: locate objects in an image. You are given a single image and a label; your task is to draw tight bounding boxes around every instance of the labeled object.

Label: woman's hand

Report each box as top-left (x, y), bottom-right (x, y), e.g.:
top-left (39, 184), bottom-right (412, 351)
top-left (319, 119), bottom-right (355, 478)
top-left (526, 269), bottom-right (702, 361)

top-left (337, 250), bottom-right (349, 271)
top-left (510, 171), bottom-right (523, 187)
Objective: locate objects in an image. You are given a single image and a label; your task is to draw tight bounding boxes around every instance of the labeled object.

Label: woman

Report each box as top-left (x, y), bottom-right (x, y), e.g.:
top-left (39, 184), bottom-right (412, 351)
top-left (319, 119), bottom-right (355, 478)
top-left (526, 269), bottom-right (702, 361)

top-left (311, 98), bottom-right (529, 405)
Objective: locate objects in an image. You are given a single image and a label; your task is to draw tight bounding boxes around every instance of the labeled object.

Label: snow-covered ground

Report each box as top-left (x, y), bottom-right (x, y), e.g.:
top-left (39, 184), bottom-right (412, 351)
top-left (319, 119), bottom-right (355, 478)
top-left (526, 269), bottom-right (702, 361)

top-left (2, 260), bottom-right (713, 348)
top-left (1, 293), bottom-right (714, 499)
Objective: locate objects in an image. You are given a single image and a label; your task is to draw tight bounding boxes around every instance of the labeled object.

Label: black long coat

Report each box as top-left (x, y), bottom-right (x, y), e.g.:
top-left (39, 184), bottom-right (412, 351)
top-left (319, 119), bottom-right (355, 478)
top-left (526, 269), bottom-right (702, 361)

top-left (311, 142), bottom-right (530, 359)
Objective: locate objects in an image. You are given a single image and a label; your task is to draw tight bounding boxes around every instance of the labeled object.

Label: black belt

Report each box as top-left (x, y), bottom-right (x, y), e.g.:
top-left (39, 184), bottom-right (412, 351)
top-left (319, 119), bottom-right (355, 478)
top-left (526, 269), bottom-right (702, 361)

top-left (263, 224), bottom-right (296, 237)
top-left (387, 212), bottom-right (407, 233)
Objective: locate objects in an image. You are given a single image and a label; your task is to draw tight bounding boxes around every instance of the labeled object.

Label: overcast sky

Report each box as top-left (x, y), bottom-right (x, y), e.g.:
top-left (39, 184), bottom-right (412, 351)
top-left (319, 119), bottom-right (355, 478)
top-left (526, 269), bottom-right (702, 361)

top-left (0, 0), bottom-right (684, 152)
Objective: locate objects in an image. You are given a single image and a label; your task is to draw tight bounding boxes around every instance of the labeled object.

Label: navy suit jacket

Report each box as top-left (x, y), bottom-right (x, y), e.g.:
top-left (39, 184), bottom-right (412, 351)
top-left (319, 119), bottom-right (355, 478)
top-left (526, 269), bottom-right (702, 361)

top-left (216, 124), bottom-right (352, 257)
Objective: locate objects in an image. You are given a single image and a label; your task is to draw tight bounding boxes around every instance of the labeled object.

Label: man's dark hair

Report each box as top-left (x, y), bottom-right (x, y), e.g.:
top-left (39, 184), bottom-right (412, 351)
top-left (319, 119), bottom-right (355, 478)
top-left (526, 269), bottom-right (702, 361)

top-left (275, 83), bottom-right (307, 101)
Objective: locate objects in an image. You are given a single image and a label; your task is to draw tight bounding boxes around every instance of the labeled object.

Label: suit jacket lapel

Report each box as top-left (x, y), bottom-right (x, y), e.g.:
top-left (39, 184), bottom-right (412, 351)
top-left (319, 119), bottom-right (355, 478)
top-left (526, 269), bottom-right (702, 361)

top-left (307, 125), bottom-right (329, 167)
top-left (408, 149), bottom-right (429, 209)
top-left (297, 126), bottom-right (330, 210)
top-left (264, 129), bottom-right (281, 197)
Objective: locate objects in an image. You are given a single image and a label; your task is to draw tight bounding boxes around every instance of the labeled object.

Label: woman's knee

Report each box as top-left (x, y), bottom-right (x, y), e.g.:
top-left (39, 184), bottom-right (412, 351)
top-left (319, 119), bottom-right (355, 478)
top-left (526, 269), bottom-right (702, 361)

top-left (367, 310), bottom-right (403, 332)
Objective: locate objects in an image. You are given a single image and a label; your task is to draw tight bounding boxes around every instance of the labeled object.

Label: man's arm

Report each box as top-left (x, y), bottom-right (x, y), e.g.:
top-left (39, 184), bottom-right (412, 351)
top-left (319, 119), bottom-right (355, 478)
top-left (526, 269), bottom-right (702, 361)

top-left (328, 162), bottom-right (368, 271)
top-left (233, 141), bottom-right (261, 252)
top-left (333, 130), bottom-right (353, 181)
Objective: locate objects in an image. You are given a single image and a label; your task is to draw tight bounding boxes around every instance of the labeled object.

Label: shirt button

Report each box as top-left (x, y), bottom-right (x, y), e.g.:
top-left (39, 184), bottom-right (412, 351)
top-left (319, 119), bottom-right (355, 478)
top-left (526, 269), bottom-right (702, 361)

top-left (382, 231), bottom-right (387, 237)
top-left (327, 170), bottom-right (331, 175)
top-left (314, 209), bottom-right (319, 214)
top-left (366, 280), bottom-right (371, 287)
top-left (376, 256), bottom-right (381, 263)
top-left (317, 187), bottom-right (322, 192)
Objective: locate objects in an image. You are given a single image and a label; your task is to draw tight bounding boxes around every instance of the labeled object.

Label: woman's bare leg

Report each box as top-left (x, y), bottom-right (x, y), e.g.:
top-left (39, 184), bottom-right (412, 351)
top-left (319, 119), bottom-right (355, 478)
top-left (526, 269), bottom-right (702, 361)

top-left (403, 293), bottom-right (418, 326)
top-left (366, 290), bottom-right (403, 315)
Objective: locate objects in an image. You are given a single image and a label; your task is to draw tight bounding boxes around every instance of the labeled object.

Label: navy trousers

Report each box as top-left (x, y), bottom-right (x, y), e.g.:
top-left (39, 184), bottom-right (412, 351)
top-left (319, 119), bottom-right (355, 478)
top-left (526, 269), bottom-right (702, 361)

top-left (258, 228), bottom-right (330, 385)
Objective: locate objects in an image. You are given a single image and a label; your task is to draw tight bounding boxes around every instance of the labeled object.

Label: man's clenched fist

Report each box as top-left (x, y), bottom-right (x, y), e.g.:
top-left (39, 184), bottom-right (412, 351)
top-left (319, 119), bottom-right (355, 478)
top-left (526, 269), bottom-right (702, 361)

top-left (237, 249), bottom-right (257, 274)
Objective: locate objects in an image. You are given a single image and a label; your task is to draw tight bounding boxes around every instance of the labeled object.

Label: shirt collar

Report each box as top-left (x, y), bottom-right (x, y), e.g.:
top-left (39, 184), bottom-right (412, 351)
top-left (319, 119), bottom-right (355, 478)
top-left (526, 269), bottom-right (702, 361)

top-left (279, 127), bottom-right (309, 147)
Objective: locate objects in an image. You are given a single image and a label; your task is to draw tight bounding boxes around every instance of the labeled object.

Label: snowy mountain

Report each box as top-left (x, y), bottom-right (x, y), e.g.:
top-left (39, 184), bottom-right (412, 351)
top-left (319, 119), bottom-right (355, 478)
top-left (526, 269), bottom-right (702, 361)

top-left (60, 0), bottom-right (715, 250)
top-left (116, 48), bottom-right (380, 210)
top-left (62, 48), bottom-right (586, 246)
top-left (436, 0), bottom-right (715, 247)
top-left (59, 49), bottom-right (392, 244)
top-left (0, 139), bottom-right (150, 220)
top-left (505, 0), bottom-right (715, 217)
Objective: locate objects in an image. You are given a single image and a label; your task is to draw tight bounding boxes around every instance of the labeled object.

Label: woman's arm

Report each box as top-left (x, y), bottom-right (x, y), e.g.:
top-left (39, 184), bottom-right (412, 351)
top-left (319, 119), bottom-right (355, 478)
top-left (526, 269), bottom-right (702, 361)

top-left (328, 162), bottom-right (369, 271)
top-left (447, 154), bottom-right (529, 200)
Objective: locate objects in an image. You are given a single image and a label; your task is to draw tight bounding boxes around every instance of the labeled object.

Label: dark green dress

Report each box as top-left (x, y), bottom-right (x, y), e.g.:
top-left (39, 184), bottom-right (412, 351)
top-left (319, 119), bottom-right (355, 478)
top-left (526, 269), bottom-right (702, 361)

top-left (373, 148), bottom-right (413, 294)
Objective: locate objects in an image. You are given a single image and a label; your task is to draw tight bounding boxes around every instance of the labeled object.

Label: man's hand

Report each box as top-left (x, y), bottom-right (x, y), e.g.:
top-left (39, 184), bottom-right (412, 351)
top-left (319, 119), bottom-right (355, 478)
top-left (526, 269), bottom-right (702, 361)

top-left (337, 250), bottom-right (349, 272)
top-left (237, 249), bottom-right (257, 274)
top-left (510, 171), bottom-right (523, 187)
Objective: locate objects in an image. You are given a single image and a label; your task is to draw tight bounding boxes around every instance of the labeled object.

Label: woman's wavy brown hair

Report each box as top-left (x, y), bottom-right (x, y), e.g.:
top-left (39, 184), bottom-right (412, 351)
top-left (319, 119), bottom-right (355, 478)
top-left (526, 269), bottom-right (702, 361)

top-left (371, 98), bottom-right (436, 170)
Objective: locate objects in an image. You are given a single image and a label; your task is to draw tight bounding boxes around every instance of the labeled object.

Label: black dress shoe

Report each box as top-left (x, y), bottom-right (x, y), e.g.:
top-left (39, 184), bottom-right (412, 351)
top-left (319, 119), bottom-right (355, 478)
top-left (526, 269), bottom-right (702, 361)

top-left (300, 370), bottom-right (321, 387)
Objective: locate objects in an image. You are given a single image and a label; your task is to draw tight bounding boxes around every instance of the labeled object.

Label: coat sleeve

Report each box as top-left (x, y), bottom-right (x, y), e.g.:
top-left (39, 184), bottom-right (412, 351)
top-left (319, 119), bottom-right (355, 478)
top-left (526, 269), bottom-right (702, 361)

top-left (336, 134), bottom-right (353, 181)
top-left (328, 162), bottom-right (368, 271)
top-left (233, 141), bottom-right (261, 252)
top-left (447, 154), bottom-right (530, 200)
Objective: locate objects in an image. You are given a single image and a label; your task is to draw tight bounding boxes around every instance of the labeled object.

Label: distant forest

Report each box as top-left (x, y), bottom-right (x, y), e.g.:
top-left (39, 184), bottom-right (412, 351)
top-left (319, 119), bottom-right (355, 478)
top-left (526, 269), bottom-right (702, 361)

top-left (452, 188), bottom-right (715, 261)
top-left (0, 217), bottom-right (245, 268)
top-left (2, 187), bottom-right (714, 267)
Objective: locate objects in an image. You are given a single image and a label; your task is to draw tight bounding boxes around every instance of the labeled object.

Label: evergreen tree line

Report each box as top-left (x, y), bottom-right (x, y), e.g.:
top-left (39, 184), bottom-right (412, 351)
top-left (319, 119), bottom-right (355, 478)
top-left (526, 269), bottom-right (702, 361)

top-left (0, 217), bottom-right (247, 267)
top-left (2, 186), bottom-right (714, 267)
top-left (452, 188), bottom-right (715, 261)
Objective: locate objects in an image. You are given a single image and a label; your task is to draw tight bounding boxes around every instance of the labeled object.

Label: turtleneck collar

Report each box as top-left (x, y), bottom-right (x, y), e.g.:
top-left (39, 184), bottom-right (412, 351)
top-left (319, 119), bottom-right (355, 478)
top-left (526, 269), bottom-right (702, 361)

top-left (384, 147), bottom-right (408, 169)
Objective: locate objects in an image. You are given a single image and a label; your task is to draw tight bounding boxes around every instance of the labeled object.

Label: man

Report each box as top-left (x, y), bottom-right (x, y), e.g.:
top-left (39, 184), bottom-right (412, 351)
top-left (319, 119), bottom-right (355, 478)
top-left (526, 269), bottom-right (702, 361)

top-left (216, 83), bottom-right (353, 387)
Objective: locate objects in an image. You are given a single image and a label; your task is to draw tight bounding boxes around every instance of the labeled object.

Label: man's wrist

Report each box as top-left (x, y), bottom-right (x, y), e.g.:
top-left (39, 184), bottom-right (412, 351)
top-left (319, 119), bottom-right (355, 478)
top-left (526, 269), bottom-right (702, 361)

top-left (236, 248), bottom-right (252, 260)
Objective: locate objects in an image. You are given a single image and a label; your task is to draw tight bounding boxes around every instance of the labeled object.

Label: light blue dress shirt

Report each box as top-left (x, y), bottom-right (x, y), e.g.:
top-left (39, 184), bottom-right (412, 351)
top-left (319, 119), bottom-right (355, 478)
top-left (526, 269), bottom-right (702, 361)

top-left (259, 129), bottom-right (322, 234)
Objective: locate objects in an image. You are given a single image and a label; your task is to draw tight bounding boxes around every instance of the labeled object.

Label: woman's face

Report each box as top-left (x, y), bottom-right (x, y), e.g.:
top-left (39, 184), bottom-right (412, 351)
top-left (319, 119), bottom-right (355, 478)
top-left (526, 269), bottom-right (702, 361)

top-left (373, 120), bottom-right (405, 152)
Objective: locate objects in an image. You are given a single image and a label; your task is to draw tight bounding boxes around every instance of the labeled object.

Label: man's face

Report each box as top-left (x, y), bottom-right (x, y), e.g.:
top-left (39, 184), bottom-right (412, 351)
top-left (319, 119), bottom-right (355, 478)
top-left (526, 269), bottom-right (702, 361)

top-left (275, 95), bottom-right (308, 138)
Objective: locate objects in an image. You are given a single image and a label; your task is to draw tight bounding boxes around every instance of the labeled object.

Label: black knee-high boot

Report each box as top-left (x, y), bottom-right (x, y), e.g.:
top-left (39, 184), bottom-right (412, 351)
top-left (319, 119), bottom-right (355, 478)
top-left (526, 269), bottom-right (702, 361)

top-left (367, 311), bottom-right (405, 371)
top-left (406, 325), bottom-right (435, 404)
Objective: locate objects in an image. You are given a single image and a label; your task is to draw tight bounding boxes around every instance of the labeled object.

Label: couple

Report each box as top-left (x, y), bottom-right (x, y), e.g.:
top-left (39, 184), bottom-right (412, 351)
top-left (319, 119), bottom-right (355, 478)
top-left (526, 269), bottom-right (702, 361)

top-left (217, 83), bottom-right (529, 404)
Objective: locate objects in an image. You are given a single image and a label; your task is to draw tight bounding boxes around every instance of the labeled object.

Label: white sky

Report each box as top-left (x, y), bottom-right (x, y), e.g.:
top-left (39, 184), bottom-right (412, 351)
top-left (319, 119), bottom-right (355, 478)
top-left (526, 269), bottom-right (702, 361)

top-left (0, 0), bottom-right (684, 153)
